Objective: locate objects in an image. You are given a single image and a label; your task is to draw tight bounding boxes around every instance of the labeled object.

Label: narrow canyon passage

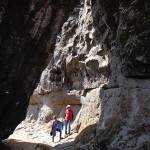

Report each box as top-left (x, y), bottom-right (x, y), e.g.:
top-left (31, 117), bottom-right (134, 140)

top-left (0, 0), bottom-right (150, 150)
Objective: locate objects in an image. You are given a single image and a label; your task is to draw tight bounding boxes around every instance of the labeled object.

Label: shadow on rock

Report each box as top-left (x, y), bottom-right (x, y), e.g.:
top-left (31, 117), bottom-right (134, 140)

top-left (0, 141), bottom-right (11, 150)
top-left (1, 139), bottom-right (51, 150)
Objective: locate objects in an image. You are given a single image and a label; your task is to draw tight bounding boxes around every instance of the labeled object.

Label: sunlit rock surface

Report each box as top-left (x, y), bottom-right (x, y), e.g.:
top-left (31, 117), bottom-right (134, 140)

top-left (0, 0), bottom-right (150, 149)
top-left (28, 0), bottom-right (150, 149)
top-left (0, 0), bottom-right (79, 140)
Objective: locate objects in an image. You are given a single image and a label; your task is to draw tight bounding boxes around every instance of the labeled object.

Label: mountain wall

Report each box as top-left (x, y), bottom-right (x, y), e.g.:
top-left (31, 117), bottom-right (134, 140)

top-left (0, 0), bottom-right (150, 149)
top-left (28, 0), bottom-right (150, 149)
top-left (0, 0), bottom-right (79, 140)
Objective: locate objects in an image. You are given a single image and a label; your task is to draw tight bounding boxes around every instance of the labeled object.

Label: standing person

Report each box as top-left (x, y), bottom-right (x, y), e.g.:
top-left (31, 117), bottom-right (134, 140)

top-left (65, 105), bottom-right (74, 135)
top-left (51, 115), bottom-right (63, 142)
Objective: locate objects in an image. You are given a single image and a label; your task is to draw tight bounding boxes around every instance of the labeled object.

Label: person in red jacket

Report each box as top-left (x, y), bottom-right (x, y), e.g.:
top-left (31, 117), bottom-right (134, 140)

top-left (65, 105), bottom-right (73, 135)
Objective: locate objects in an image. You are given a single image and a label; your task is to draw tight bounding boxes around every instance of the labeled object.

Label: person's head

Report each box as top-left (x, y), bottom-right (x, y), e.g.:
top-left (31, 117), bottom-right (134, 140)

top-left (66, 105), bottom-right (71, 110)
top-left (53, 115), bottom-right (57, 121)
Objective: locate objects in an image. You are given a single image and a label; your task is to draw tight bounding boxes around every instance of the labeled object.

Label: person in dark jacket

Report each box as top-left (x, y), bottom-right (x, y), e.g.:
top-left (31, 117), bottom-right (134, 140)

top-left (51, 115), bottom-right (63, 142)
top-left (65, 105), bottom-right (74, 135)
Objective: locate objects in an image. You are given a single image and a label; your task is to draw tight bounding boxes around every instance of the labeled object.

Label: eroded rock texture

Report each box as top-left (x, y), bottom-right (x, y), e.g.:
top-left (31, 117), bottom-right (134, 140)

top-left (0, 0), bottom-right (150, 149)
top-left (27, 0), bottom-right (150, 149)
top-left (0, 0), bottom-right (79, 140)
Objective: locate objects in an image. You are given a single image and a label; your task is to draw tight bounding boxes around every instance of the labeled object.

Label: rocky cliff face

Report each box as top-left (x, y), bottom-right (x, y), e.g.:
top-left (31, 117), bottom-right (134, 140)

top-left (0, 0), bottom-right (79, 140)
top-left (27, 0), bottom-right (150, 149)
top-left (28, 0), bottom-right (105, 130)
top-left (0, 0), bottom-right (150, 149)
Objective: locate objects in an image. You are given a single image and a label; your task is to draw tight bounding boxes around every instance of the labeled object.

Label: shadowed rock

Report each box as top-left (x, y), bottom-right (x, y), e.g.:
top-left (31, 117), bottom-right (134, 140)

top-left (0, 0), bottom-right (79, 140)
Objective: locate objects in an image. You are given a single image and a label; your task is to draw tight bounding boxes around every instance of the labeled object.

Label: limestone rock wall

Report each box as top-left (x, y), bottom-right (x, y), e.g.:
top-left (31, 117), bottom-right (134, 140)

top-left (28, 0), bottom-right (107, 130)
top-left (28, 0), bottom-right (150, 149)
top-left (0, 0), bottom-right (79, 140)
top-left (0, 0), bottom-right (149, 149)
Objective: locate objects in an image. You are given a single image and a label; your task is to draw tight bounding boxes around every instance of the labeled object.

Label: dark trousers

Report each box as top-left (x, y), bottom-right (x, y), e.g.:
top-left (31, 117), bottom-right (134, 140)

top-left (52, 128), bottom-right (62, 142)
top-left (65, 120), bottom-right (71, 135)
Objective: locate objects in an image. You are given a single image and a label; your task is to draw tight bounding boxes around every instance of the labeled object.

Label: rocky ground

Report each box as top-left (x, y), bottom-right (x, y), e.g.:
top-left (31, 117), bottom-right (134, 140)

top-left (1, 120), bottom-right (78, 150)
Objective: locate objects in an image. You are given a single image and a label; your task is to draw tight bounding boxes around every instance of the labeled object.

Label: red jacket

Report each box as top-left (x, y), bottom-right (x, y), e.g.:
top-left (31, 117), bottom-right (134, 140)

top-left (65, 109), bottom-right (73, 121)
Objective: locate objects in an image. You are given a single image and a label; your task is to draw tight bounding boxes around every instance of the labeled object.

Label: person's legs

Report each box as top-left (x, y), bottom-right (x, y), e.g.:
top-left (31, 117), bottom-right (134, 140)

top-left (65, 120), bottom-right (68, 135)
top-left (52, 134), bottom-right (54, 142)
top-left (60, 129), bottom-right (62, 140)
top-left (56, 128), bottom-right (62, 140)
top-left (59, 129), bottom-right (62, 140)
top-left (68, 121), bottom-right (71, 135)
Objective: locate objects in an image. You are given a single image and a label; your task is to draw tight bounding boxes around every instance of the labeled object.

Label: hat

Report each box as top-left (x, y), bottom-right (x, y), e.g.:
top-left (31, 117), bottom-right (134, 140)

top-left (66, 105), bottom-right (71, 108)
